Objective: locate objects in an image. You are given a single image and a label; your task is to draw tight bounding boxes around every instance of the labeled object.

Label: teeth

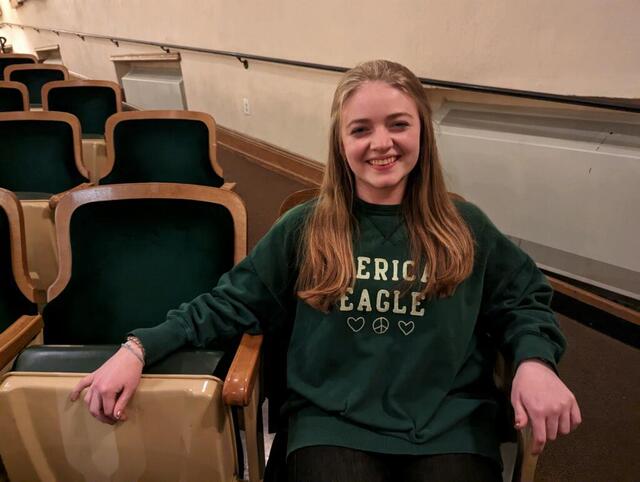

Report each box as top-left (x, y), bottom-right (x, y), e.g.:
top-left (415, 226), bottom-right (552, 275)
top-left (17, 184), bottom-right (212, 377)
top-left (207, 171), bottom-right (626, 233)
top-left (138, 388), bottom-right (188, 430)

top-left (369, 156), bottom-right (396, 166)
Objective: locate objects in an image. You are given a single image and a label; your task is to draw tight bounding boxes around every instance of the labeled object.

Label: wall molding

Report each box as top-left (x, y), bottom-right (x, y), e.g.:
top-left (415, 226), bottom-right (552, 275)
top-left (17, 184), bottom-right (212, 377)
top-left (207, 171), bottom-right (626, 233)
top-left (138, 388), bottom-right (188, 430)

top-left (547, 275), bottom-right (639, 326)
top-left (218, 126), bottom-right (323, 186)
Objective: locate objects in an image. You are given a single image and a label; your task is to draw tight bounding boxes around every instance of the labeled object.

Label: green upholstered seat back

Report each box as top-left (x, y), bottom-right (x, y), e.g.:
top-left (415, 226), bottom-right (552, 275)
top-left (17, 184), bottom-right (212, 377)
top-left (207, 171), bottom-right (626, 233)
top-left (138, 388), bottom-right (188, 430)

top-left (0, 119), bottom-right (85, 194)
top-left (43, 198), bottom-right (235, 344)
top-left (0, 58), bottom-right (36, 81)
top-left (0, 209), bottom-right (36, 332)
top-left (101, 119), bottom-right (223, 187)
top-left (9, 69), bottom-right (65, 105)
top-left (0, 87), bottom-right (25, 112)
top-left (47, 87), bottom-right (118, 136)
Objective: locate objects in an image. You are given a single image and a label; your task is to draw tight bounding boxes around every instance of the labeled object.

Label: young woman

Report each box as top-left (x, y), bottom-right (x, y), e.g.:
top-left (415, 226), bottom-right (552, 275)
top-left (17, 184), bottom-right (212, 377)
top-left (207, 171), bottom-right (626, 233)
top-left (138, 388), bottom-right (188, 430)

top-left (71, 60), bottom-right (581, 482)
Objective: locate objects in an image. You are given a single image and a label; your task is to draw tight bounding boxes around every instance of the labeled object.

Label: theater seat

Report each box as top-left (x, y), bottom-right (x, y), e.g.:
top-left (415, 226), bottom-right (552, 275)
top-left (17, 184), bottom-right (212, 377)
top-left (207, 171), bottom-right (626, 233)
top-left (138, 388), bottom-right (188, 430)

top-left (0, 183), bottom-right (264, 482)
top-left (0, 53), bottom-right (37, 81)
top-left (0, 81), bottom-right (29, 112)
top-left (100, 111), bottom-right (226, 188)
top-left (43, 80), bottom-right (123, 182)
top-left (0, 188), bottom-right (42, 373)
top-left (3, 64), bottom-right (69, 107)
top-left (0, 111), bottom-right (89, 195)
top-left (1, 375), bottom-right (236, 480)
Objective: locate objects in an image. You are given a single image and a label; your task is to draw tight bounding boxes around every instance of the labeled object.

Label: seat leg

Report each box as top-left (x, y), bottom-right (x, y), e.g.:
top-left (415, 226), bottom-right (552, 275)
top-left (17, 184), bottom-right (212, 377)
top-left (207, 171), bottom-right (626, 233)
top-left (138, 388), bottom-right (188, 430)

top-left (242, 382), bottom-right (265, 482)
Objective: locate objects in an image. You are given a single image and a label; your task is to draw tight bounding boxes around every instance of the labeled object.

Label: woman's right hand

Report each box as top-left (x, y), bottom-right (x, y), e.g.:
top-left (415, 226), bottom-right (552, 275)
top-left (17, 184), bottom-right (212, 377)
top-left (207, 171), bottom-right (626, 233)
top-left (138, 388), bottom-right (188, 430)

top-left (69, 345), bottom-right (143, 424)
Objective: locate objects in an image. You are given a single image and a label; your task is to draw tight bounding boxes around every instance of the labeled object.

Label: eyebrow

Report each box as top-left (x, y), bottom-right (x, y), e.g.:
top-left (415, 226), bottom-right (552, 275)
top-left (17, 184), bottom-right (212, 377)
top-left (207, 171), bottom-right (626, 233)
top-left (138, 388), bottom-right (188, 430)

top-left (345, 112), bottom-right (414, 128)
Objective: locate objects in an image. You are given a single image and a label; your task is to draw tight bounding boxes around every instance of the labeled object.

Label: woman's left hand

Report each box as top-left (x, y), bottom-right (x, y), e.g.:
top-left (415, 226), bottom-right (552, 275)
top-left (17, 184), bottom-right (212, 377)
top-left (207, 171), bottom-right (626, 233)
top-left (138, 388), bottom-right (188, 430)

top-left (510, 359), bottom-right (581, 455)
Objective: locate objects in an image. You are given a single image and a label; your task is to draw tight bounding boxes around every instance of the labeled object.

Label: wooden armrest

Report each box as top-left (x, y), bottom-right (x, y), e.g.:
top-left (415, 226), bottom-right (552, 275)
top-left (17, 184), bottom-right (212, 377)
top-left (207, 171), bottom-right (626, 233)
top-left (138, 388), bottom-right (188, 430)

top-left (221, 182), bottom-right (237, 191)
top-left (48, 182), bottom-right (95, 210)
top-left (493, 352), bottom-right (511, 391)
top-left (494, 353), bottom-right (539, 482)
top-left (0, 314), bottom-right (43, 368)
top-left (518, 425), bottom-right (539, 482)
top-left (222, 333), bottom-right (263, 406)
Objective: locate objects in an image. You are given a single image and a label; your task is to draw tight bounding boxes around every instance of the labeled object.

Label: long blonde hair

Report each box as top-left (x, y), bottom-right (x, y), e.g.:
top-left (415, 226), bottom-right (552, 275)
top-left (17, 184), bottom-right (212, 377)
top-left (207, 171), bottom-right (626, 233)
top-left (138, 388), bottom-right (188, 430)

top-left (297, 60), bottom-right (474, 312)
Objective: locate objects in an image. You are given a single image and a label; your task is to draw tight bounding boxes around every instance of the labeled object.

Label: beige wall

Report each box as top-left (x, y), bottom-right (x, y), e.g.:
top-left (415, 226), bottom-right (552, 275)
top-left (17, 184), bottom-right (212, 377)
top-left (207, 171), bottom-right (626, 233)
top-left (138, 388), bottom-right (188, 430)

top-left (1, 0), bottom-right (638, 161)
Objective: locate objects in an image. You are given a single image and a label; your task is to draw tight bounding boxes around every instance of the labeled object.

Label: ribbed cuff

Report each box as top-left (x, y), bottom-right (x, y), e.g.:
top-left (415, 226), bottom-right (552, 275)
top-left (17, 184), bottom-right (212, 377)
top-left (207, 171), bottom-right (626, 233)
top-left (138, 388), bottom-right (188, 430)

top-left (510, 333), bottom-right (560, 373)
top-left (129, 319), bottom-right (188, 366)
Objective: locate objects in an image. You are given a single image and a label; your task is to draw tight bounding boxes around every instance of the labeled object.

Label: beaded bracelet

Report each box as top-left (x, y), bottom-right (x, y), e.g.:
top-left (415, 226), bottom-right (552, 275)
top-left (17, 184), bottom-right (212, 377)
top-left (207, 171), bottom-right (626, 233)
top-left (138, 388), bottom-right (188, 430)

top-left (121, 341), bottom-right (145, 366)
top-left (126, 335), bottom-right (146, 361)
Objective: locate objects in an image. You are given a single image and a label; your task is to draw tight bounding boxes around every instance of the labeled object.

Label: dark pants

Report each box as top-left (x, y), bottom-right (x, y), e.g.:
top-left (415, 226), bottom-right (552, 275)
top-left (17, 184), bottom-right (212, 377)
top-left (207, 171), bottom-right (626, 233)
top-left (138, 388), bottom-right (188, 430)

top-left (287, 445), bottom-right (502, 482)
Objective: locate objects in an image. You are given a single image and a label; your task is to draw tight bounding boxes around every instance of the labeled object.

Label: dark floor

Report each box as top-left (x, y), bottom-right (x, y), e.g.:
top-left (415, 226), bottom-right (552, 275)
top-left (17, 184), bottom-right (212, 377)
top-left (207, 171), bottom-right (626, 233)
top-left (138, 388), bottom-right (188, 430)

top-left (536, 314), bottom-right (640, 482)
top-left (219, 147), bottom-right (640, 482)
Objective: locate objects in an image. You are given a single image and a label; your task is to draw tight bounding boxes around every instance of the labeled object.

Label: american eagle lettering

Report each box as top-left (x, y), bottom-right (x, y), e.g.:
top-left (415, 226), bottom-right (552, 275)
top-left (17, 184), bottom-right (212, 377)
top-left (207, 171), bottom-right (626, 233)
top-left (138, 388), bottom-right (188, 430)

top-left (338, 256), bottom-right (426, 316)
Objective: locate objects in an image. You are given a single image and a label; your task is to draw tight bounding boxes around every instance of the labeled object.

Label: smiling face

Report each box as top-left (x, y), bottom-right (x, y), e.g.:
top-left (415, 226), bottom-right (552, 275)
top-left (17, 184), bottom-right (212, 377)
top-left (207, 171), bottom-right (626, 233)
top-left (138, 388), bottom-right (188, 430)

top-left (340, 81), bottom-right (421, 205)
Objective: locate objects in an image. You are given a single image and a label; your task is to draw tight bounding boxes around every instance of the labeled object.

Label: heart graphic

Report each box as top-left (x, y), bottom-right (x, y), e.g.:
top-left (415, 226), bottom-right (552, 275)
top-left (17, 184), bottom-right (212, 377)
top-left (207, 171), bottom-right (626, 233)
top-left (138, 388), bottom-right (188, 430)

top-left (398, 320), bottom-right (415, 336)
top-left (347, 316), bottom-right (365, 333)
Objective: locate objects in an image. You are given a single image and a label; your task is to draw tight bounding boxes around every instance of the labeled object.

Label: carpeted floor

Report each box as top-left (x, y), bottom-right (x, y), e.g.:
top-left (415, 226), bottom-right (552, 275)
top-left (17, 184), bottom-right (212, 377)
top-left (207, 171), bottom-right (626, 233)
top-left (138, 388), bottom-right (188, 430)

top-left (219, 147), bottom-right (640, 482)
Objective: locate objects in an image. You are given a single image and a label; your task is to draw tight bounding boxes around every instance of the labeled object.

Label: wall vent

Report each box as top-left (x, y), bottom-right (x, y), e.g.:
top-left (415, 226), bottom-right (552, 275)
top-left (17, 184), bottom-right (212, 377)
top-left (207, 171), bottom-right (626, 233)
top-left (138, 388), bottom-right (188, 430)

top-left (111, 53), bottom-right (186, 110)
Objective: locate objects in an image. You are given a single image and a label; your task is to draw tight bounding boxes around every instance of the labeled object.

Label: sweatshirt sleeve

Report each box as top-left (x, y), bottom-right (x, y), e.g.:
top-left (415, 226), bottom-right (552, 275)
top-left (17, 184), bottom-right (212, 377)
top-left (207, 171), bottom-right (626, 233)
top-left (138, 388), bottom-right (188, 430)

top-left (131, 204), bottom-right (307, 365)
top-left (474, 207), bottom-right (566, 370)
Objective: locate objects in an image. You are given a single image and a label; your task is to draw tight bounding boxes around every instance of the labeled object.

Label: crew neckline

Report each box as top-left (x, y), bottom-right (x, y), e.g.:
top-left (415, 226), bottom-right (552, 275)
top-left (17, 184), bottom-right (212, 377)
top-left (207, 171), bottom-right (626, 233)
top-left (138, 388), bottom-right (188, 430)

top-left (354, 198), bottom-right (402, 215)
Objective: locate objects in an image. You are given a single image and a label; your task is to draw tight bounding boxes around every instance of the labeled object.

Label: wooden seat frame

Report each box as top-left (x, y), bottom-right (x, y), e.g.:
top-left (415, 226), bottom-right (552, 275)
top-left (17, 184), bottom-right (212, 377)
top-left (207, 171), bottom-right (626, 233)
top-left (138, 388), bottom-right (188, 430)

top-left (102, 110), bottom-right (224, 182)
top-left (41, 80), bottom-right (123, 185)
top-left (0, 53), bottom-right (37, 81)
top-left (0, 111), bottom-right (91, 195)
top-left (41, 79), bottom-right (123, 115)
top-left (0, 189), bottom-right (43, 370)
top-left (3, 63), bottom-right (69, 84)
top-left (0, 54), bottom-right (37, 63)
top-left (45, 183), bottom-right (264, 481)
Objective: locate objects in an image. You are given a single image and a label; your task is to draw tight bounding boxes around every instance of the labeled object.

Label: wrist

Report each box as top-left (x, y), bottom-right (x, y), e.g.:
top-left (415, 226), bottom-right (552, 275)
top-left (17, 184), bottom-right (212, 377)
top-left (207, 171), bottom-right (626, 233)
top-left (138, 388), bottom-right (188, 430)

top-left (519, 358), bottom-right (554, 372)
top-left (121, 336), bottom-right (145, 366)
top-left (127, 336), bottom-right (145, 360)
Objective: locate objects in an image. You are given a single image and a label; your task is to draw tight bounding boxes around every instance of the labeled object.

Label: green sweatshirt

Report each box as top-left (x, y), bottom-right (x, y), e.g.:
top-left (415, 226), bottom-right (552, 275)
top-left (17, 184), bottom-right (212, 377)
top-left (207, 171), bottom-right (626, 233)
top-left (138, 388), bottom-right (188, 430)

top-left (132, 199), bottom-right (565, 463)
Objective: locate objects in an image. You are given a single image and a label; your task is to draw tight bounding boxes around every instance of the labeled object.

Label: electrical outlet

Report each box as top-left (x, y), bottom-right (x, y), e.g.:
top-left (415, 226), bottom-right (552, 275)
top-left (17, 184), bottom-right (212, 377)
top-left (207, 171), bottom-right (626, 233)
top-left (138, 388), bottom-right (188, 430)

top-left (242, 97), bottom-right (251, 115)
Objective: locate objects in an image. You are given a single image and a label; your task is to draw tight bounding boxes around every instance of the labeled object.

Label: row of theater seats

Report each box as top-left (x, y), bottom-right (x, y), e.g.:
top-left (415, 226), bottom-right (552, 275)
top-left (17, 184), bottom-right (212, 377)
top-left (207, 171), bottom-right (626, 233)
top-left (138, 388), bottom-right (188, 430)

top-left (0, 53), bottom-right (266, 482)
top-left (0, 53), bottom-right (69, 107)
top-left (1, 63), bottom-right (68, 107)
top-left (1, 88), bottom-right (226, 191)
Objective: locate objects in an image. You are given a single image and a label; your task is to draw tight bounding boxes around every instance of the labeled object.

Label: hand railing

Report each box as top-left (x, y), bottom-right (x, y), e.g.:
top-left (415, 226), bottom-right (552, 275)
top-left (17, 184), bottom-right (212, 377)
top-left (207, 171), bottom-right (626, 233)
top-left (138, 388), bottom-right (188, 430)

top-left (1, 21), bottom-right (639, 113)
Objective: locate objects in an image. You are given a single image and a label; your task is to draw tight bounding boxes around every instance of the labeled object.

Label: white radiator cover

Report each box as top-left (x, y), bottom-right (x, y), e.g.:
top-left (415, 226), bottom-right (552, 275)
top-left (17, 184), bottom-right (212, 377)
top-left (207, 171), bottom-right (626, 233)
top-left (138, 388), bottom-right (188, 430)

top-left (434, 102), bottom-right (640, 299)
top-left (121, 67), bottom-right (187, 110)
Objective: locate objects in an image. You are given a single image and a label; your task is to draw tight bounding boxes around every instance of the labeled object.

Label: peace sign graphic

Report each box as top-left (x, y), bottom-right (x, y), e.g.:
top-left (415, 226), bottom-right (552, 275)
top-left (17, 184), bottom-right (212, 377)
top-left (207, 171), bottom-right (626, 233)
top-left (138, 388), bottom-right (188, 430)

top-left (372, 317), bottom-right (389, 334)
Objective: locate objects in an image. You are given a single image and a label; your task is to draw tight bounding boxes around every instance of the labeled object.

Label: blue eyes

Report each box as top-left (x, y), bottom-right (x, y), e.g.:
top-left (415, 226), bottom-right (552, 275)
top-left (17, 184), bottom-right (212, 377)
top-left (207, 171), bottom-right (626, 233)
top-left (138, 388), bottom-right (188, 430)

top-left (350, 127), bottom-right (367, 135)
top-left (349, 122), bottom-right (410, 136)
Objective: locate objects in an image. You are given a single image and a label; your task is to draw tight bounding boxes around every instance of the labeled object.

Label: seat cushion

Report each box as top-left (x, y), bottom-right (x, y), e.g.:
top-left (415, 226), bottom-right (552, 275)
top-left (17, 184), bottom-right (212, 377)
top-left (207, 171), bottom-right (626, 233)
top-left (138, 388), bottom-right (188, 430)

top-left (13, 345), bottom-right (229, 376)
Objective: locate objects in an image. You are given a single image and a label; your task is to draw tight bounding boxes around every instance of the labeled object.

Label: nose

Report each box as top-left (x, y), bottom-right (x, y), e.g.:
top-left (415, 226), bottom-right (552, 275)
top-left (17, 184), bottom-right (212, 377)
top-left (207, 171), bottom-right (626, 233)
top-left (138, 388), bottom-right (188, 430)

top-left (370, 127), bottom-right (393, 151)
